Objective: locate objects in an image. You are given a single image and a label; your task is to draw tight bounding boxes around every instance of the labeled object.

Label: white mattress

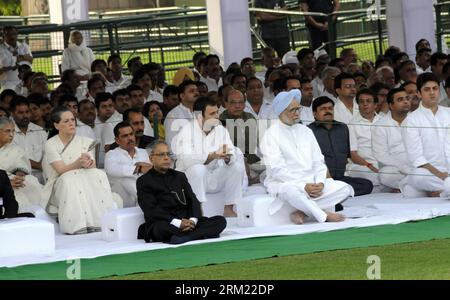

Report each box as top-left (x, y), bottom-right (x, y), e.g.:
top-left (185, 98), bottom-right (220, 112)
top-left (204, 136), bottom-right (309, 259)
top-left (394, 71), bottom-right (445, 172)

top-left (1, 193), bottom-right (450, 268)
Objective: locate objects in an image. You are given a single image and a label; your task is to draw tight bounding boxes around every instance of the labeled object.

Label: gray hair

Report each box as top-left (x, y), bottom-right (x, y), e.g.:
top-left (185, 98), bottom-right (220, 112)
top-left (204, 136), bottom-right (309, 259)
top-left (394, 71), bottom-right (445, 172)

top-left (376, 65), bottom-right (394, 75)
top-left (0, 116), bottom-right (14, 129)
top-left (147, 139), bottom-right (170, 154)
top-left (320, 66), bottom-right (341, 81)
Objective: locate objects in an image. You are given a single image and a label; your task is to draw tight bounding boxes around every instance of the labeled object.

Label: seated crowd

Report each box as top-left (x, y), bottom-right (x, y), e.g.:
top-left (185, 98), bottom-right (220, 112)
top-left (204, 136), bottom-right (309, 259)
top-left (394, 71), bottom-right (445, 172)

top-left (2, 24), bottom-right (450, 244)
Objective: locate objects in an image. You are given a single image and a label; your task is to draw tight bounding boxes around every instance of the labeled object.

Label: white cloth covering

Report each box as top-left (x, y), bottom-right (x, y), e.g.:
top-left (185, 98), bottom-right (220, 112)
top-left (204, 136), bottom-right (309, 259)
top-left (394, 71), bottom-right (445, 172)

top-left (260, 120), bottom-right (353, 222)
top-left (244, 99), bottom-right (277, 120)
top-left (104, 147), bottom-right (150, 208)
top-left (61, 32), bottom-right (95, 77)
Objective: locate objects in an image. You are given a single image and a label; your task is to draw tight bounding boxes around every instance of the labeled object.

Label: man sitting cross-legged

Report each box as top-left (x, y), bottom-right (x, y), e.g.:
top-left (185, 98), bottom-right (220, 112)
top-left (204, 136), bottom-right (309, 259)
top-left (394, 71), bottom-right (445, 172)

top-left (136, 140), bottom-right (226, 244)
top-left (260, 89), bottom-right (354, 224)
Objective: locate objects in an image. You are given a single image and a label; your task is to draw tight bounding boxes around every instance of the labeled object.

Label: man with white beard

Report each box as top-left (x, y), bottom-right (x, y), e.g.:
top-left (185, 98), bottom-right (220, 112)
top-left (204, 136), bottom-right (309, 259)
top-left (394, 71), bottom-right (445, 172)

top-left (260, 89), bottom-right (353, 224)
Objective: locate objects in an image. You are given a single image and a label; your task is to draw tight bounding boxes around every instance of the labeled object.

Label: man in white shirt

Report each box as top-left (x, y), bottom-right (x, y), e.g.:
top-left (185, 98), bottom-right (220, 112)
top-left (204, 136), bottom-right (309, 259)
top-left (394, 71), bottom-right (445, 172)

top-left (86, 77), bottom-right (106, 103)
top-left (0, 26), bottom-right (33, 91)
top-left (347, 89), bottom-right (382, 187)
top-left (299, 78), bottom-right (314, 126)
top-left (108, 54), bottom-right (130, 91)
top-left (260, 89), bottom-right (353, 224)
top-left (76, 99), bottom-right (97, 141)
top-left (199, 54), bottom-right (223, 92)
top-left (415, 48), bottom-right (431, 75)
top-left (372, 87), bottom-right (411, 191)
top-left (10, 96), bottom-right (47, 183)
top-left (245, 77), bottom-right (276, 120)
top-left (333, 72), bottom-right (358, 124)
top-left (105, 122), bottom-right (152, 207)
top-left (164, 80), bottom-right (199, 147)
top-left (172, 97), bottom-right (246, 217)
top-left (430, 52), bottom-right (448, 106)
top-left (318, 66), bottom-right (341, 103)
top-left (401, 73), bottom-right (450, 198)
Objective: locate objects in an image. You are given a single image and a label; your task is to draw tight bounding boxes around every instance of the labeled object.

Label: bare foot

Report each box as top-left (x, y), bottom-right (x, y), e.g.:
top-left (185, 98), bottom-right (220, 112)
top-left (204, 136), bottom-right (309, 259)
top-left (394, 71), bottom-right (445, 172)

top-left (427, 191), bottom-right (442, 198)
top-left (392, 188), bottom-right (401, 193)
top-left (290, 210), bottom-right (306, 224)
top-left (223, 205), bottom-right (237, 218)
top-left (326, 212), bottom-right (346, 222)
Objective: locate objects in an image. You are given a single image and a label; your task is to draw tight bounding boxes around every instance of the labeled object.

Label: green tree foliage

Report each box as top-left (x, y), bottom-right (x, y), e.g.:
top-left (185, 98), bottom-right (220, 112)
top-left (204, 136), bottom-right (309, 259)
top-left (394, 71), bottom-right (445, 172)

top-left (0, 0), bottom-right (22, 16)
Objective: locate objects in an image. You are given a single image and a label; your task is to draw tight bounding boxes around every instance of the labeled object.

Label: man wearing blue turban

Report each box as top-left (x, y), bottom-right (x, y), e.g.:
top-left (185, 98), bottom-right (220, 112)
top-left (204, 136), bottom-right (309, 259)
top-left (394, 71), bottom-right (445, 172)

top-left (260, 89), bottom-right (353, 224)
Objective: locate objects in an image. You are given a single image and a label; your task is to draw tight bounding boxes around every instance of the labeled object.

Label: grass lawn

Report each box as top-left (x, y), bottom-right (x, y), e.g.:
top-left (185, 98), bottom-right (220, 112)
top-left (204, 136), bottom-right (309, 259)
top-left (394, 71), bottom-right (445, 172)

top-left (106, 238), bottom-right (450, 280)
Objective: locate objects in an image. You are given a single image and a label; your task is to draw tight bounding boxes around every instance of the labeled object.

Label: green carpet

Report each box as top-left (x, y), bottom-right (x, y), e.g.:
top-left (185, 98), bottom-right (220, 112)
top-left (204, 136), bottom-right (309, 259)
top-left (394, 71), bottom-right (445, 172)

top-left (2, 215), bottom-right (450, 280)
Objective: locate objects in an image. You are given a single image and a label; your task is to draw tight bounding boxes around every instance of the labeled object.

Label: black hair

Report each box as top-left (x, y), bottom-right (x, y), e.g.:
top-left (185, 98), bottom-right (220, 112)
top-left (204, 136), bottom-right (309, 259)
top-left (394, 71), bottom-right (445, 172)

top-left (94, 92), bottom-right (113, 109)
top-left (0, 89), bottom-right (17, 103)
top-left (416, 72), bottom-right (440, 91)
top-left (122, 108), bottom-right (143, 123)
top-left (356, 88), bottom-right (378, 104)
top-left (312, 96), bottom-right (335, 112)
top-left (50, 106), bottom-right (71, 124)
top-left (87, 77), bottom-right (105, 91)
top-left (107, 54), bottom-right (122, 65)
top-left (178, 80), bottom-right (197, 94)
top-left (430, 52), bottom-right (448, 66)
top-left (193, 96), bottom-right (217, 117)
top-left (334, 72), bottom-right (355, 91)
top-left (112, 89), bottom-right (130, 102)
top-left (58, 94), bottom-right (78, 107)
top-left (90, 59), bottom-right (107, 72)
top-left (387, 87), bottom-right (406, 104)
top-left (9, 95), bottom-right (30, 112)
top-left (113, 121), bottom-right (133, 138)
top-left (297, 48), bottom-right (314, 62)
top-left (163, 85), bottom-right (179, 98)
top-left (127, 57), bottom-right (141, 69)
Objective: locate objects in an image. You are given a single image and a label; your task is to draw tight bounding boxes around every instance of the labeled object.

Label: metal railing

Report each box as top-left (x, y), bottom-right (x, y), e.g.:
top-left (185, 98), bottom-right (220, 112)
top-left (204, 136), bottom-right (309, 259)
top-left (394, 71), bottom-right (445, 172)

top-left (435, 1), bottom-right (450, 53)
top-left (0, 3), bottom-right (387, 84)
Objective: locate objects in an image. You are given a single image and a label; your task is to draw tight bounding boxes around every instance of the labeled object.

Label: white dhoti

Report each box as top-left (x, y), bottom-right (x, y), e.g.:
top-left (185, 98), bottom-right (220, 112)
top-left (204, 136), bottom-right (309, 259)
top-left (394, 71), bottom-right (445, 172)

top-left (110, 177), bottom-right (138, 208)
top-left (401, 167), bottom-right (450, 198)
top-left (277, 179), bottom-right (353, 223)
top-left (378, 166), bottom-right (406, 190)
top-left (185, 159), bottom-right (245, 206)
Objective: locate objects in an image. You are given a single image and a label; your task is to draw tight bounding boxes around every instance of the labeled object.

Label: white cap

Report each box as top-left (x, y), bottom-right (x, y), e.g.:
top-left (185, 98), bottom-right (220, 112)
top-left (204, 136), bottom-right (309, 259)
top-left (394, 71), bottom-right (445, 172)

top-left (282, 50), bottom-right (299, 65)
top-left (314, 49), bottom-right (328, 60)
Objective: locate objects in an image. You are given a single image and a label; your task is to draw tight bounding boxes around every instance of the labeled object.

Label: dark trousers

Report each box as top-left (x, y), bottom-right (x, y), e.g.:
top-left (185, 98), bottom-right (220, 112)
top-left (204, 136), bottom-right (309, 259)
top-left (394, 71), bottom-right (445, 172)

top-left (338, 176), bottom-right (373, 196)
top-left (307, 26), bottom-right (329, 51)
top-left (263, 36), bottom-right (291, 58)
top-left (140, 216), bottom-right (226, 243)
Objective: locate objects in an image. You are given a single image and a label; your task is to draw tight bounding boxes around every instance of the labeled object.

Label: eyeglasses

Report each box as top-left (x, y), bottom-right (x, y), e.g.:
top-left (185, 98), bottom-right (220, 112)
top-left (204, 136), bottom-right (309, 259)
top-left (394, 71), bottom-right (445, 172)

top-left (151, 152), bottom-right (174, 158)
top-left (287, 106), bottom-right (302, 113)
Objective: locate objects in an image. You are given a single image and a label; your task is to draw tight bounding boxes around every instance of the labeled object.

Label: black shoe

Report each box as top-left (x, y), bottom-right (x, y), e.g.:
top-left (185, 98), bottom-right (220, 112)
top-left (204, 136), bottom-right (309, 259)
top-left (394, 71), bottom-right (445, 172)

top-left (335, 203), bottom-right (344, 212)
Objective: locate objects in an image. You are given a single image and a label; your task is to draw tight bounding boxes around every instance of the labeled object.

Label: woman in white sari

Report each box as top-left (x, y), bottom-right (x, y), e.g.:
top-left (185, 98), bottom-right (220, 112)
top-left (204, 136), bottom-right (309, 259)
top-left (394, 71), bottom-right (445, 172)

top-left (61, 31), bottom-right (95, 81)
top-left (42, 107), bottom-right (121, 234)
top-left (0, 117), bottom-right (43, 212)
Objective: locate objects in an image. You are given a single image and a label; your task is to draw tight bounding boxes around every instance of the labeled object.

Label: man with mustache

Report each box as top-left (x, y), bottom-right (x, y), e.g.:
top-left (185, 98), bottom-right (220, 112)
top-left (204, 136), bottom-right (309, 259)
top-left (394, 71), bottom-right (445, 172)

top-left (105, 122), bottom-right (152, 207)
top-left (10, 96), bottom-right (48, 183)
top-left (309, 96), bottom-right (373, 197)
top-left (108, 108), bottom-right (155, 151)
top-left (76, 99), bottom-right (97, 141)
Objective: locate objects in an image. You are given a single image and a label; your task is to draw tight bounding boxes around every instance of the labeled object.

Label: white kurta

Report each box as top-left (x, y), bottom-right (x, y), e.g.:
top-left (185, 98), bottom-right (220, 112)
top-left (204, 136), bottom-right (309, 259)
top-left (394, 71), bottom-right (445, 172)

top-left (244, 100), bottom-right (277, 120)
top-left (199, 76), bottom-right (223, 92)
top-left (41, 135), bottom-right (119, 234)
top-left (0, 41), bottom-right (32, 91)
top-left (0, 143), bottom-right (44, 212)
top-left (104, 147), bottom-right (150, 207)
top-left (300, 105), bottom-right (314, 126)
top-left (164, 103), bottom-right (195, 148)
top-left (172, 120), bottom-right (245, 206)
top-left (61, 45), bottom-right (95, 76)
top-left (401, 103), bottom-right (450, 196)
top-left (371, 112), bottom-right (410, 189)
top-left (334, 98), bottom-right (359, 125)
top-left (347, 112), bottom-right (381, 185)
top-left (312, 77), bottom-right (324, 99)
top-left (260, 120), bottom-right (353, 222)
